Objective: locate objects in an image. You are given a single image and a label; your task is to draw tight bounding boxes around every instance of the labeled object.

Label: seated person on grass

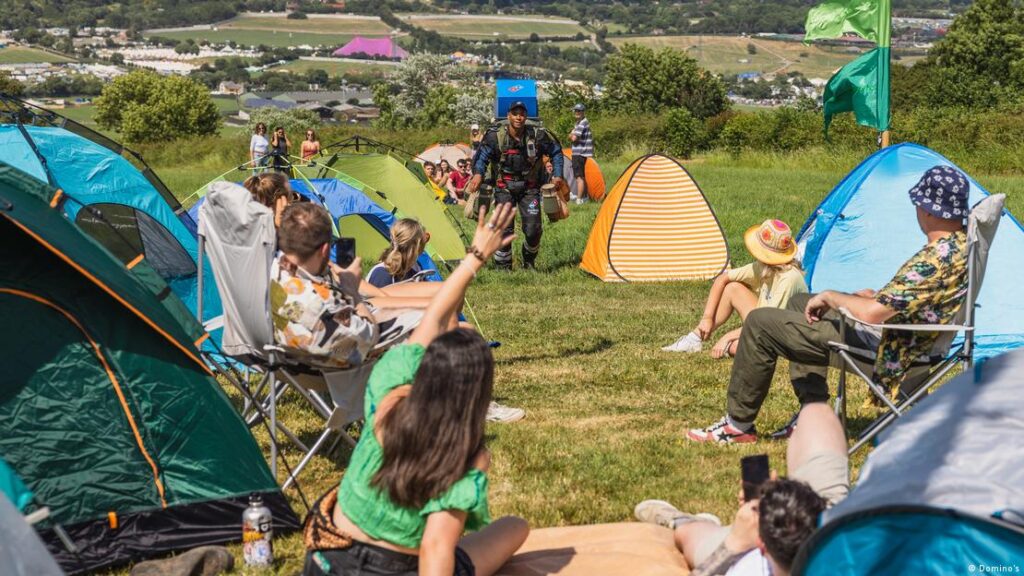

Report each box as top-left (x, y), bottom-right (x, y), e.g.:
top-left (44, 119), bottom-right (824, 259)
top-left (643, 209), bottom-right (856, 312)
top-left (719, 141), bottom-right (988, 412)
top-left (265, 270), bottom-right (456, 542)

top-left (636, 403), bottom-right (846, 576)
top-left (303, 204), bottom-right (529, 576)
top-left (688, 166), bottom-right (970, 444)
top-left (663, 219), bottom-right (806, 359)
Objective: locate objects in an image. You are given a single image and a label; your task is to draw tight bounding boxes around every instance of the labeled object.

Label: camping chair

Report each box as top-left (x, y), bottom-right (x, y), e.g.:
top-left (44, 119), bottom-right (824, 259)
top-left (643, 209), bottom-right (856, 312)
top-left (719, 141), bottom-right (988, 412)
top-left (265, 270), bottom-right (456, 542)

top-left (829, 194), bottom-right (1005, 454)
top-left (195, 181), bottom-right (373, 488)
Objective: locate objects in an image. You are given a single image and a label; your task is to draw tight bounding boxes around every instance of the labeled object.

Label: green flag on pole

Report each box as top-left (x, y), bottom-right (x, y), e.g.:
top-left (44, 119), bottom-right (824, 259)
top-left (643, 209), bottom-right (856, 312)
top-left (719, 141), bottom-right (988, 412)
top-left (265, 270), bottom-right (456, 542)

top-left (804, 0), bottom-right (892, 134)
top-left (822, 47), bottom-right (891, 133)
top-left (804, 0), bottom-right (892, 46)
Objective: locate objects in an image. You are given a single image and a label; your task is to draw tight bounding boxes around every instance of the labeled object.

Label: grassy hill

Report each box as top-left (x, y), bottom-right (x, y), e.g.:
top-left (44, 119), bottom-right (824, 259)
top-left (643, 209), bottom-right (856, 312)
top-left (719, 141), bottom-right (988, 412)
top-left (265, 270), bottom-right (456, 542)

top-left (145, 15), bottom-right (392, 48)
top-left (0, 46), bottom-right (76, 64)
top-left (398, 13), bottom-right (586, 40)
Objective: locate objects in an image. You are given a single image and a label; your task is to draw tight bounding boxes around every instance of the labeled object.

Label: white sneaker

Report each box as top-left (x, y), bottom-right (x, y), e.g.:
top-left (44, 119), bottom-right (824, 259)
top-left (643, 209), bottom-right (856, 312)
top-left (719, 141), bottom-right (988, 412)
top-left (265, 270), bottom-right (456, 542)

top-left (661, 331), bottom-right (702, 353)
top-left (634, 500), bottom-right (722, 529)
top-left (487, 401), bottom-right (525, 423)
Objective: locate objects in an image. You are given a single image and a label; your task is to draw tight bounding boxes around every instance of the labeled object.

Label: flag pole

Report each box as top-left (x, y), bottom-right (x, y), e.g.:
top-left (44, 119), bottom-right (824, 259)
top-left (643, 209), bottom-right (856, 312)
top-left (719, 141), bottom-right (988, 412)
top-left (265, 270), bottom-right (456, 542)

top-left (878, 0), bottom-right (892, 148)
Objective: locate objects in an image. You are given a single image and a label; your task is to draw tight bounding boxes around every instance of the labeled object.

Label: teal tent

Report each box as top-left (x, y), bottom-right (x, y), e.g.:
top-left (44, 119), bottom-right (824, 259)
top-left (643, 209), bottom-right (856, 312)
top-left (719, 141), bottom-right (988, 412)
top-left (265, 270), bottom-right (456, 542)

top-left (0, 162), bottom-right (298, 574)
top-left (0, 98), bottom-right (220, 343)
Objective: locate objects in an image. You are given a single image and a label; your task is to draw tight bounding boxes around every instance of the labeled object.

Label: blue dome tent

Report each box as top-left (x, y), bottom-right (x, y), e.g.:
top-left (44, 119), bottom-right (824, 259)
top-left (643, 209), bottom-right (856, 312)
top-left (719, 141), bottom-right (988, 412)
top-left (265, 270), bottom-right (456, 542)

top-left (797, 143), bottom-right (1024, 360)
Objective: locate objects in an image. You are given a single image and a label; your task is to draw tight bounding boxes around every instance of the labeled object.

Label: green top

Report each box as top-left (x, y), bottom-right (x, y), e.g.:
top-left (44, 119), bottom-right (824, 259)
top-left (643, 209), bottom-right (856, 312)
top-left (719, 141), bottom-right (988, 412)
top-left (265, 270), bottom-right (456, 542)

top-left (338, 344), bottom-right (491, 549)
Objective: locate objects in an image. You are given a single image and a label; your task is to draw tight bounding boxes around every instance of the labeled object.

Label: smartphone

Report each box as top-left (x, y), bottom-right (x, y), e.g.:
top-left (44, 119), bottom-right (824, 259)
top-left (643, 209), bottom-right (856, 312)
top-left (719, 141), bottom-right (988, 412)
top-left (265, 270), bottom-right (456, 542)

top-left (335, 237), bottom-right (356, 268)
top-left (741, 454), bottom-right (770, 501)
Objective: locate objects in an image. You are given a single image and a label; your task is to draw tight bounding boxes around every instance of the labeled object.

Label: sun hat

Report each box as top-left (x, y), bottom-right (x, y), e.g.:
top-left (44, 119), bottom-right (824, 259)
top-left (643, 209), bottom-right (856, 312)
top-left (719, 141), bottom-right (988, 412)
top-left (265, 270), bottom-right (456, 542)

top-left (909, 165), bottom-right (969, 220)
top-left (743, 219), bottom-right (797, 266)
top-left (470, 123), bottom-right (479, 130)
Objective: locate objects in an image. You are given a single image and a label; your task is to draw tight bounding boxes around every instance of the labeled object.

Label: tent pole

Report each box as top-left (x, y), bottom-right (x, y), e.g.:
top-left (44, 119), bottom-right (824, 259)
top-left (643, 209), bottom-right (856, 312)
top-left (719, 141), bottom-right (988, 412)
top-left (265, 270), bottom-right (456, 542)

top-left (880, 130), bottom-right (891, 148)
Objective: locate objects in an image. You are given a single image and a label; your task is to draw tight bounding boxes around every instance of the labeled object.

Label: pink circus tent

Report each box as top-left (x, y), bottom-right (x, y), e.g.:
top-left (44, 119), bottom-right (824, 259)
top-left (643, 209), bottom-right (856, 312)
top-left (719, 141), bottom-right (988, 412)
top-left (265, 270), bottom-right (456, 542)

top-left (332, 36), bottom-right (409, 60)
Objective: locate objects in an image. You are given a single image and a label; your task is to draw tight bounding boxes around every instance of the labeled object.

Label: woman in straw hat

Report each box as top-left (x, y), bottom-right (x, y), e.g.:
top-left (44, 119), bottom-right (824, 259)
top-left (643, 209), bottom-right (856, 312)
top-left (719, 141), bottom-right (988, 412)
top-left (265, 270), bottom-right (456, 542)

top-left (662, 219), bottom-right (807, 358)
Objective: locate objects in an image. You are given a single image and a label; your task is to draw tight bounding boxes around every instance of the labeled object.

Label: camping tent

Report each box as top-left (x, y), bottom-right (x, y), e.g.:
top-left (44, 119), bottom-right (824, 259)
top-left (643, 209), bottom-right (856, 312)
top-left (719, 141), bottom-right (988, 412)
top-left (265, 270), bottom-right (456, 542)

top-left (562, 148), bottom-right (606, 201)
top-left (187, 177), bottom-right (442, 280)
top-left (580, 154), bottom-right (729, 282)
top-left (0, 117), bottom-right (220, 341)
top-left (796, 143), bottom-right (1024, 360)
top-left (319, 139), bottom-right (467, 262)
top-left (332, 36), bottom-right (408, 60)
top-left (419, 142), bottom-right (473, 167)
top-left (794, 348), bottom-right (1024, 575)
top-left (0, 162), bottom-right (298, 574)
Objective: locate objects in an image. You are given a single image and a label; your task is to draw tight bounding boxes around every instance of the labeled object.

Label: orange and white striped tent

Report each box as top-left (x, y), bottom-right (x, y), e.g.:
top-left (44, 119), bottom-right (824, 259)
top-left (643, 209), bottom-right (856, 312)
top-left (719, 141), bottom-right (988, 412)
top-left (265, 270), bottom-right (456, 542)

top-left (580, 154), bottom-right (729, 282)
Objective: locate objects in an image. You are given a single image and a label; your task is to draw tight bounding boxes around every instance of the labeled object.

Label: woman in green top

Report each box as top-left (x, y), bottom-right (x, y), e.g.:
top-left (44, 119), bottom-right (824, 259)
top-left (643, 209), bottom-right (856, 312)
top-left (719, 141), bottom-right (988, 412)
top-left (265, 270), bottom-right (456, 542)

top-left (305, 203), bottom-right (528, 576)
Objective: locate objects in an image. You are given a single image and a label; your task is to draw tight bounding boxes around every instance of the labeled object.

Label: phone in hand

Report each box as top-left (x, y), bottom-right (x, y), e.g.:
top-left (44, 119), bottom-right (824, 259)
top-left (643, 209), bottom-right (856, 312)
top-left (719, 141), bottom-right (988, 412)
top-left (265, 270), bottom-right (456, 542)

top-left (335, 237), bottom-right (356, 268)
top-left (741, 454), bottom-right (770, 501)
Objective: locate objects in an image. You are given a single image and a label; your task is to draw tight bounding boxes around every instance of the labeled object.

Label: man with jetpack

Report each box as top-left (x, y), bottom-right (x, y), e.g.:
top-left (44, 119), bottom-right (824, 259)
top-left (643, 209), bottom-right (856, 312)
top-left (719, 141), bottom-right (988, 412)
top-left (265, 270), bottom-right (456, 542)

top-left (465, 101), bottom-right (565, 270)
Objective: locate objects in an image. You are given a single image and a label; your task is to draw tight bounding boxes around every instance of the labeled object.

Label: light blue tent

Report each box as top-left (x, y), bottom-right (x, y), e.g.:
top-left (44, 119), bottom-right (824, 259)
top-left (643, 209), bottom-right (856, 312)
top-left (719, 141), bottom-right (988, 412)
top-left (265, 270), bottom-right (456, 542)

top-left (0, 123), bottom-right (221, 336)
top-left (794, 349), bottom-right (1024, 574)
top-left (797, 143), bottom-right (1024, 360)
top-left (187, 178), bottom-right (441, 280)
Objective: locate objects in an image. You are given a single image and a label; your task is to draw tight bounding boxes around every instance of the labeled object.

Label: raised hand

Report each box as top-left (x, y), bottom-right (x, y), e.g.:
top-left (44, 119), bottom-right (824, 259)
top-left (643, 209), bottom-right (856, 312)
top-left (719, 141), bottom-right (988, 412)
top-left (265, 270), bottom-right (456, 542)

top-left (470, 203), bottom-right (516, 261)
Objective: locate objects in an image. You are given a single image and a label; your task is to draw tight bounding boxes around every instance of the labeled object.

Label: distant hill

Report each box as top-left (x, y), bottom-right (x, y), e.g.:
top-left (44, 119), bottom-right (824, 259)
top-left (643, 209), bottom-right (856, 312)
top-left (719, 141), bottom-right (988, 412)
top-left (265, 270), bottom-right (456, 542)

top-left (2, 0), bottom-right (971, 35)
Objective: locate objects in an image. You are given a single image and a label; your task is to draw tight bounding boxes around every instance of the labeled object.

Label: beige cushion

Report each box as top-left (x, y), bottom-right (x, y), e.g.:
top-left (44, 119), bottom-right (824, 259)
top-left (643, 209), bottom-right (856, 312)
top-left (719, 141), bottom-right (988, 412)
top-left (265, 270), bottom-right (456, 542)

top-left (497, 523), bottom-right (689, 576)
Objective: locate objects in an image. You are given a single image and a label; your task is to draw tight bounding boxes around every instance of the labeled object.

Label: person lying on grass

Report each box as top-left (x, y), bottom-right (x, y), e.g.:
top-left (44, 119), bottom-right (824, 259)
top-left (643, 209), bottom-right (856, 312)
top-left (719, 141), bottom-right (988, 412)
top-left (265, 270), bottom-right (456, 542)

top-left (662, 219), bottom-right (806, 359)
top-left (688, 166), bottom-right (970, 444)
top-left (636, 404), bottom-right (847, 576)
top-left (303, 204), bottom-right (529, 576)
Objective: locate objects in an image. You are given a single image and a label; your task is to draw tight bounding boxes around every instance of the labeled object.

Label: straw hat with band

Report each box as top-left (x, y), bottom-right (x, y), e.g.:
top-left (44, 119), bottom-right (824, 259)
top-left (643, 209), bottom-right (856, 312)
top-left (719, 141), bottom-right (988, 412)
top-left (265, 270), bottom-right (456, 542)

top-left (743, 219), bottom-right (797, 266)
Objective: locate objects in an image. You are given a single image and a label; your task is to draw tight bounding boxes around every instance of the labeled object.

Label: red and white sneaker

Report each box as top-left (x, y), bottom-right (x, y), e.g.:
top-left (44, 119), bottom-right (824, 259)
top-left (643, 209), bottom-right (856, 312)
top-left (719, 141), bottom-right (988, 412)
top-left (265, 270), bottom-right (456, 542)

top-left (687, 416), bottom-right (758, 444)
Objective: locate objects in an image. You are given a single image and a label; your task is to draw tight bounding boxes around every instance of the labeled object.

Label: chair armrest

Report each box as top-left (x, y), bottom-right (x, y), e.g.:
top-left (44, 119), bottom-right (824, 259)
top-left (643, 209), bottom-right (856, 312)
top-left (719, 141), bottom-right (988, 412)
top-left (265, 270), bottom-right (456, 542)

top-left (837, 308), bottom-right (973, 332)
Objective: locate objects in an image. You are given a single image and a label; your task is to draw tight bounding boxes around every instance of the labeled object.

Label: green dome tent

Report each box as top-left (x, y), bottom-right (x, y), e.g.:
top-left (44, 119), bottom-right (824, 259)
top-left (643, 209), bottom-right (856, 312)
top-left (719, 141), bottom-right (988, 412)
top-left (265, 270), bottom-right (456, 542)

top-left (0, 162), bottom-right (299, 574)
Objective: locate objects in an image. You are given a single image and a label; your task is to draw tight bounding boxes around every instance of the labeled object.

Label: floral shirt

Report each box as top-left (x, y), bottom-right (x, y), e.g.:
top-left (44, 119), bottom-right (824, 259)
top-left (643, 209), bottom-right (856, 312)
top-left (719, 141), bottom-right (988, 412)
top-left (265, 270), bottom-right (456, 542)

top-left (269, 255), bottom-right (378, 368)
top-left (873, 231), bottom-right (968, 388)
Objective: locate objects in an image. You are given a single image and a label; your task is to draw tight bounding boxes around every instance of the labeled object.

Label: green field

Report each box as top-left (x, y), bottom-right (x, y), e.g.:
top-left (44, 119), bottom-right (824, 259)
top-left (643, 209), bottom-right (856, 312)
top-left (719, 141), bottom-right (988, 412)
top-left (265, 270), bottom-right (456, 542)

top-left (109, 138), bottom-right (1022, 574)
top-left (224, 15), bottom-right (391, 35)
top-left (612, 34), bottom-right (862, 78)
top-left (144, 15), bottom-right (392, 48)
top-left (0, 46), bottom-right (75, 64)
top-left (400, 14), bottom-right (587, 39)
top-left (145, 28), bottom-right (356, 48)
top-left (269, 58), bottom-right (396, 78)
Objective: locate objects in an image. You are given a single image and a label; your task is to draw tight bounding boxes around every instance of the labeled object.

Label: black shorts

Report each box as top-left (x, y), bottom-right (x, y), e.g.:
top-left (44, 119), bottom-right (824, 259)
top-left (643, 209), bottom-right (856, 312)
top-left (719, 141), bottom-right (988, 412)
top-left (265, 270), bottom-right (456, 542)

top-left (571, 155), bottom-right (587, 178)
top-left (303, 541), bottom-right (475, 576)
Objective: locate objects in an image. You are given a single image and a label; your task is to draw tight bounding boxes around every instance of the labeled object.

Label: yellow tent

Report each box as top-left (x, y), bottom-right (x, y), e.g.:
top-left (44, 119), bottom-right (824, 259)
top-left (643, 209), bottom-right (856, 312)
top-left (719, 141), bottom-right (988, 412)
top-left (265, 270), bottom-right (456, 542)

top-left (580, 154), bottom-right (729, 282)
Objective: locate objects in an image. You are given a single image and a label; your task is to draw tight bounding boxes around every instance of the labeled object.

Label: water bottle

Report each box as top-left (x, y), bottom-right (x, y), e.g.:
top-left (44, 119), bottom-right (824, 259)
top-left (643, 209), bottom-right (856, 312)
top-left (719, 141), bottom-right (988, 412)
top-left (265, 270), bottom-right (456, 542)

top-left (242, 492), bottom-right (273, 568)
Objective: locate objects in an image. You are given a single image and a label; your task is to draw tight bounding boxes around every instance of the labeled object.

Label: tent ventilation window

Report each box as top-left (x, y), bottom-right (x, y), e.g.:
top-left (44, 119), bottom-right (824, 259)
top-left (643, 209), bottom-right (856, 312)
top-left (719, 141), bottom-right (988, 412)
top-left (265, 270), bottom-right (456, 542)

top-left (75, 203), bottom-right (196, 280)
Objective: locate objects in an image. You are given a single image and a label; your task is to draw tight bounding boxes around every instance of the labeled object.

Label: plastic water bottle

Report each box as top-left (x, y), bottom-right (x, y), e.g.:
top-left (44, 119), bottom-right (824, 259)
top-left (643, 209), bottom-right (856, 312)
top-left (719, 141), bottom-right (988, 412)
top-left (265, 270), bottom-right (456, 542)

top-left (242, 492), bottom-right (273, 568)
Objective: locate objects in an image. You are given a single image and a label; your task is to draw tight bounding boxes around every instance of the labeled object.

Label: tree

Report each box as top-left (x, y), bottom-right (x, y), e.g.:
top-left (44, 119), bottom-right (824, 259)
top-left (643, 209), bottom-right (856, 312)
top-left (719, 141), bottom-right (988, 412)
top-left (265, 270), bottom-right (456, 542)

top-left (747, 42), bottom-right (757, 55)
top-left (927, 0), bottom-right (1024, 108)
top-left (307, 68), bottom-right (329, 86)
top-left (603, 43), bottom-right (729, 118)
top-left (663, 107), bottom-right (706, 158)
top-left (246, 108), bottom-right (320, 136)
top-left (0, 72), bottom-right (24, 97)
top-left (109, 52), bottom-right (125, 65)
top-left (94, 71), bottom-right (220, 143)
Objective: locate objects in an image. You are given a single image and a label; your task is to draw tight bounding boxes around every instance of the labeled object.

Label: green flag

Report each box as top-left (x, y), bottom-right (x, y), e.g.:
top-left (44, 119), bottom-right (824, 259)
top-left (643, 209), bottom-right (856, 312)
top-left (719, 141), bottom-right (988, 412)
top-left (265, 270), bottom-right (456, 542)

top-left (823, 47), bottom-right (891, 133)
top-left (804, 0), bottom-right (892, 47)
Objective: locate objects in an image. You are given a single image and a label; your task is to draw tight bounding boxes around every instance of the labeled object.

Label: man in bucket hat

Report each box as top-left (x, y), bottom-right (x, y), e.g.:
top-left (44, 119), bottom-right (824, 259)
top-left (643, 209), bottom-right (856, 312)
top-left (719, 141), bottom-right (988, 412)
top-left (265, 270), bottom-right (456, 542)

top-left (689, 165), bottom-right (970, 444)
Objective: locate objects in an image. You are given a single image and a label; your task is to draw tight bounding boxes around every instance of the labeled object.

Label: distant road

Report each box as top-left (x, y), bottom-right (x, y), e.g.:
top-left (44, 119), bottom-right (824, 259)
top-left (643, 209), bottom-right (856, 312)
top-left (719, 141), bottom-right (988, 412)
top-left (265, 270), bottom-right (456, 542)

top-left (297, 56), bottom-right (401, 66)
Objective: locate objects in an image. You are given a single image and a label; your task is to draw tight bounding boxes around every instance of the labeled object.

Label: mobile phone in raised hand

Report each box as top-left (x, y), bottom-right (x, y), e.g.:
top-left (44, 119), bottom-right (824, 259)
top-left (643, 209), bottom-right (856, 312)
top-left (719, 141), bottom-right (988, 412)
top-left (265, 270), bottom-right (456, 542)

top-left (335, 237), bottom-right (356, 268)
top-left (741, 454), bottom-right (770, 501)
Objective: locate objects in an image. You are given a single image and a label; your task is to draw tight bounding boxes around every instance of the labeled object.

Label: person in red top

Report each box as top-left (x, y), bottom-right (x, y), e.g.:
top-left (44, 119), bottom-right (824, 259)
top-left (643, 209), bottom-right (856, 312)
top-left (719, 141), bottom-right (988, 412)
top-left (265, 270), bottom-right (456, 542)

top-left (448, 159), bottom-right (471, 202)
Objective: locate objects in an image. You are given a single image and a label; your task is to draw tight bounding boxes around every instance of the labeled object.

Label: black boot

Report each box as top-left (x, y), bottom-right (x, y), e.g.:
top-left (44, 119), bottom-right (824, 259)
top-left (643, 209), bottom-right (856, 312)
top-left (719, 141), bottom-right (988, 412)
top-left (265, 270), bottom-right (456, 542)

top-left (522, 246), bottom-right (538, 270)
top-left (494, 250), bottom-right (513, 271)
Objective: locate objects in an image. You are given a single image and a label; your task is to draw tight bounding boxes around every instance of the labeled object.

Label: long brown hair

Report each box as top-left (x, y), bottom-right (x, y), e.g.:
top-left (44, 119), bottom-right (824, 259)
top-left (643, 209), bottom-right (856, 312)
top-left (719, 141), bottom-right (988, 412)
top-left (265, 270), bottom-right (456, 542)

top-left (380, 218), bottom-right (428, 278)
top-left (373, 329), bottom-right (494, 509)
top-left (243, 172), bottom-right (296, 208)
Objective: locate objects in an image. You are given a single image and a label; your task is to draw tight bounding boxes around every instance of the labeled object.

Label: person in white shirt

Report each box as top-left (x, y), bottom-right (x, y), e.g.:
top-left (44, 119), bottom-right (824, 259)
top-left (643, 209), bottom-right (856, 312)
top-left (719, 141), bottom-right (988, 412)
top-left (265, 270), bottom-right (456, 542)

top-left (249, 122), bottom-right (270, 174)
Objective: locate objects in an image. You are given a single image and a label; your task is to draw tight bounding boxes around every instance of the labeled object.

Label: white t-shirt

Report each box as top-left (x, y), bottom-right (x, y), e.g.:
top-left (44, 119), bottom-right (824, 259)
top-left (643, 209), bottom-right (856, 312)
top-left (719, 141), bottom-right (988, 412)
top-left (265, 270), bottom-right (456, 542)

top-left (250, 134), bottom-right (270, 156)
top-left (726, 549), bottom-right (771, 576)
